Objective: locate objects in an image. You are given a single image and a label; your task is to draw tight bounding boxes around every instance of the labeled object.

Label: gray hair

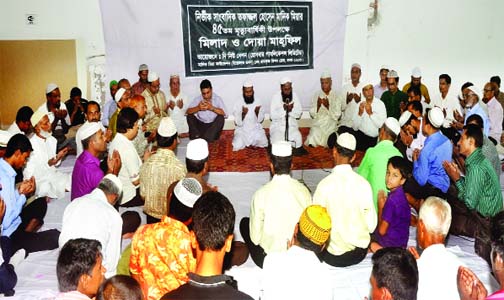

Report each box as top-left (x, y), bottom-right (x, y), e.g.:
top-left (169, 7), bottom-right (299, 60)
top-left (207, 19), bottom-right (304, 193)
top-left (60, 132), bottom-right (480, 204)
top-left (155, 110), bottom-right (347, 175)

top-left (419, 196), bottom-right (452, 236)
top-left (97, 178), bottom-right (123, 204)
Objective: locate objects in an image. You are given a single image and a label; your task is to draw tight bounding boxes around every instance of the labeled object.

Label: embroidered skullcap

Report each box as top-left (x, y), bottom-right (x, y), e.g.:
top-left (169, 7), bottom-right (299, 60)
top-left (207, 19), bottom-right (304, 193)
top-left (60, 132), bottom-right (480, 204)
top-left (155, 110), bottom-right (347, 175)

top-left (299, 205), bottom-right (331, 246)
top-left (174, 178), bottom-right (203, 208)
top-left (387, 70), bottom-right (399, 79)
top-left (147, 71), bottom-right (159, 83)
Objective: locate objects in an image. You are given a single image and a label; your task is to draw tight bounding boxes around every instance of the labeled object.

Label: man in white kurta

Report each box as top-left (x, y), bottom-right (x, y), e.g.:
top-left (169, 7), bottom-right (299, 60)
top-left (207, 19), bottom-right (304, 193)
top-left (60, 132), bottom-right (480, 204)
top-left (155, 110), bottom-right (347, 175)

top-left (483, 82), bottom-right (503, 143)
top-left (24, 110), bottom-right (70, 199)
top-left (167, 74), bottom-right (190, 137)
top-left (232, 81), bottom-right (268, 151)
top-left (269, 78), bottom-right (304, 150)
top-left (141, 72), bottom-right (168, 133)
top-left (305, 72), bottom-right (342, 147)
top-left (339, 63), bottom-right (365, 132)
top-left (59, 174), bottom-right (123, 278)
top-left (240, 141), bottom-right (311, 268)
top-left (313, 132), bottom-right (377, 267)
top-left (352, 84), bottom-right (387, 151)
top-left (430, 74), bottom-right (463, 129)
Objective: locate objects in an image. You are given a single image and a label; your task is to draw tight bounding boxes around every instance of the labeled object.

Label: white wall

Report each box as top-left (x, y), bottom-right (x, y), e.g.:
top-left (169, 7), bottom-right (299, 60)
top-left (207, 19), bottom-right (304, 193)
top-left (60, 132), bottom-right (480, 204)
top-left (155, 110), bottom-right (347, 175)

top-left (0, 0), bottom-right (106, 99)
top-left (343, 0), bottom-right (504, 95)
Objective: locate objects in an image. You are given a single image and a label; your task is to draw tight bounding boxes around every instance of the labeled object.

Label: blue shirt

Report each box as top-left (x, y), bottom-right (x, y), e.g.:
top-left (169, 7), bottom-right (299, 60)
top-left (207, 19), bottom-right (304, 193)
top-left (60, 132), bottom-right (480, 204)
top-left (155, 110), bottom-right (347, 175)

top-left (188, 93), bottom-right (227, 123)
top-left (465, 103), bottom-right (490, 137)
top-left (413, 131), bottom-right (452, 193)
top-left (0, 159), bottom-right (26, 237)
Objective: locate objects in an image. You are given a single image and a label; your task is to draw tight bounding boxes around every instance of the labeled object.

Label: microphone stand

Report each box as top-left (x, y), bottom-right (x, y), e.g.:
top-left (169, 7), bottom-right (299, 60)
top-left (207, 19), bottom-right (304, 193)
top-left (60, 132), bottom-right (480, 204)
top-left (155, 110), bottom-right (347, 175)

top-left (284, 98), bottom-right (290, 144)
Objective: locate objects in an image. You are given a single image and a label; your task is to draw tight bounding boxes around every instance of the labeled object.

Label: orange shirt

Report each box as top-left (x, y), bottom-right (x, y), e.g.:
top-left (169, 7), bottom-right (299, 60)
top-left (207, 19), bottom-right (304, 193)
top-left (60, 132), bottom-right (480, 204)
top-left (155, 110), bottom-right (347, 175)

top-left (130, 216), bottom-right (196, 300)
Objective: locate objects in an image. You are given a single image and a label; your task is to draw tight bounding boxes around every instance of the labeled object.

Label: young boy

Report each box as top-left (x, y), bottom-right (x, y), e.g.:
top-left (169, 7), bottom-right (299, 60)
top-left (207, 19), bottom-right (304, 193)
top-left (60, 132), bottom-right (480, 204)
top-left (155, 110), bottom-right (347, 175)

top-left (370, 156), bottom-right (411, 252)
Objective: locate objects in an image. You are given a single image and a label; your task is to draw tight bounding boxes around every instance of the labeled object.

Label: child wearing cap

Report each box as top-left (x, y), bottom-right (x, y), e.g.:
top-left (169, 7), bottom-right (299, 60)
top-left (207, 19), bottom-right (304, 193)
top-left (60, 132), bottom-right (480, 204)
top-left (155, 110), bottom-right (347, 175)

top-left (370, 156), bottom-right (411, 252)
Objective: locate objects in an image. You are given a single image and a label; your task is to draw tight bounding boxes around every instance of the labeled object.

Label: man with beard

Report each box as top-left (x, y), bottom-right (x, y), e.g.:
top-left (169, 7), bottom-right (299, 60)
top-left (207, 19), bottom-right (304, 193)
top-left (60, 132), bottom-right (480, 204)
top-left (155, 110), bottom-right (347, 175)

top-left (305, 71), bottom-right (342, 148)
top-left (270, 77), bottom-right (307, 155)
top-left (24, 109), bottom-right (71, 200)
top-left (402, 67), bottom-right (431, 104)
top-left (109, 84), bottom-right (131, 139)
top-left (167, 74), bottom-right (190, 138)
top-left (102, 80), bottom-right (119, 127)
top-left (339, 63), bottom-right (365, 133)
top-left (232, 81), bottom-right (268, 151)
top-left (142, 71), bottom-right (168, 133)
top-left (131, 64), bottom-right (149, 96)
top-left (38, 83), bottom-right (72, 150)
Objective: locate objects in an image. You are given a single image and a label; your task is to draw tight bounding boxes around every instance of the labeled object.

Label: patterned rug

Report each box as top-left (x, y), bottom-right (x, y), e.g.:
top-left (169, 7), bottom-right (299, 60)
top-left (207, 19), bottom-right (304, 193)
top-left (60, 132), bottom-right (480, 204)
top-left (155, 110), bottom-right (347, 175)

top-left (207, 128), bottom-right (363, 172)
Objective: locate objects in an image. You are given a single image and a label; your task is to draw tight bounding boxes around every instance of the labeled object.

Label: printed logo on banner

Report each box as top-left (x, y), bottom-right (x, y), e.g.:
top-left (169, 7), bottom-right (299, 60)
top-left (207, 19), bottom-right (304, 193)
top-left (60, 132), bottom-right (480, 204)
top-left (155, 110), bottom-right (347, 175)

top-left (180, 0), bottom-right (313, 77)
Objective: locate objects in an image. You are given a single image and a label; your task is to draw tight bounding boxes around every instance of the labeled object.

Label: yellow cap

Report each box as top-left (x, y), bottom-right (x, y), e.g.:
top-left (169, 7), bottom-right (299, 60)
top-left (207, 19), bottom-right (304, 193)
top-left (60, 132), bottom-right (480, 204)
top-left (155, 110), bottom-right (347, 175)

top-left (299, 205), bottom-right (331, 246)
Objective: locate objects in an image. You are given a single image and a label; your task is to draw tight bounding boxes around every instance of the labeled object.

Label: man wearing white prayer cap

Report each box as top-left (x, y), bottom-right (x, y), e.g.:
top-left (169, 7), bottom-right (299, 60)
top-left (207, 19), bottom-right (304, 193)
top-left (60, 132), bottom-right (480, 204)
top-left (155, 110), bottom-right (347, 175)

top-left (380, 70), bottom-right (409, 119)
top-left (167, 74), bottom-right (190, 137)
top-left (402, 66), bottom-right (431, 104)
top-left (313, 132), bottom-right (377, 267)
top-left (339, 63), bottom-right (365, 133)
top-left (37, 83), bottom-right (72, 150)
top-left (269, 77), bottom-right (307, 155)
top-left (71, 119), bottom-right (121, 200)
top-left (374, 65), bottom-right (390, 99)
top-left (142, 71), bottom-right (168, 132)
top-left (232, 80), bottom-right (268, 151)
top-left (109, 86), bottom-right (132, 140)
top-left (240, 140), bottom-right (311, 267)
top-left (74, 101), bottom-right (108, 157)
top-left (353, 83), bottom-right (387, 151)
top-left (183, 138), bottom-right (216, 195)
top-left (358, 117), bottom-right (403, 209)
top-left (452, 85), bottom-right (490, 137)
top-left (140, 117), bottom-right (186, 223)
top-left (403, 106), bottom-right (453, 210)
top-left (132, 63), bottom-right (149, 96)
top-left (24, 109), bottom-right (71, 200)
top-left (305, 71), bottom-right (343, 148)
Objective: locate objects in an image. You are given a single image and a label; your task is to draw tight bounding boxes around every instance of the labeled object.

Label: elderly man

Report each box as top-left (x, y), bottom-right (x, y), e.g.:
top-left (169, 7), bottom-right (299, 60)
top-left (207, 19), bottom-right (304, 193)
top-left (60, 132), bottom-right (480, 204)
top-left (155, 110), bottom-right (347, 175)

top-left (131, 64), bottom-right (149, 96)
top-left (483, 82), bottom-right (503, 143)
top-left (352, 83), bottom-right (387, 151)
top-left (399, 106), bottom-right (426, 162)
top-left (60, 175), bottom-right (123, 277)
top-left (187, 79), bottom-right (227, 142)
top-left (129, 94), bottom-right (150, 157)
top-left (140, 117), bottom-right (186, 223)
top-left (408, 197), bottom-right (462, 300)
top-left (262, 205), bottom-right (333, 300)
top-left (24, 110), bottom-right (71, 199)
top-left (55, 239), bottom-right (105, 299)
top-left (232, 81), bottom-right (268, 151)
top-left (270, 78), bottom-right (307, 155)
top-left (167, 74), bottom-right (190, 137)
top-left (402, 67), bottom-right (431, 103)
top-left (305, 72), bottom-right (342, 148)
top-left (444, 124), bottom-right (502, 240)
top-left (451, 85), bottom-right (490, 136)
top-left (109, 87), bottom-right (131, 139)
top-left (102, 80), bottom-right (119, 127)
top-left (380, 70), bottom-right (408, 119)
top-left (38, 83), bottom-right (71, 150)
top-left (241, 141), bottom-right (311, 267)
top-left (1, 134), bottom-right (61, 256)
top-left (65, 87), bottom-right (88, 127)
top-left (373, 66), bottom-right (389, 99)
top-left (75, 101), bottom-right (107, 157)
top-left (314, 133), bottom-right (377, 267)
top-left (142, 71), bottom-right (168, 132)
top-left (403, 107), bottom-right (452, 210)
top-left (358, 118), bottom-right (403, 209)
top-left (8, 106), bottom-right (33, 135)
top-left (71, 121), bottom-right (120, 200)
top-left (430, 74), bottom-right (463, 135)
top-left (339, 63), bottom-right (365, 132)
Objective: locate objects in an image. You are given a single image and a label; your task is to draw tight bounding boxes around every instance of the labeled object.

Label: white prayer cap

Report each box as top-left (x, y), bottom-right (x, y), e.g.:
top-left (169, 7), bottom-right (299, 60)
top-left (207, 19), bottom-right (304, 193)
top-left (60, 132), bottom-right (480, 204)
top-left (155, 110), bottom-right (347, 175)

top-left (103, 174), bottom-right (123, 194)
top-left (387, 70), bottom-right (399, 79)
top-left (186, 138), bottom-right (209, 160)
top-left (148, 71), bottom-right (159, 83)
top-left (30, 109), bottom-right (47, 126)
top-left (380, 65), bottom-right (390, 71)
top-left (46, 83), bottom-right (59, 94)
top-left (280, 77), bottom-right (292, 85)
top-left (320, 70), bottom-right (332, 79)
top-left (115, 88), bottom-right (126, 103)
top-left (158, 117), bottom-right (177, 137)
top-left (337, 133), bottom-right (356, 151)
top-left (243, 80), bottom-right (253, 88)
top-left (79, 122), bottom-right (102, 140)
top-left (384, 117), bottom-right (401, 135)
top-left (466, 85), bottom-right (481, 100)
top-left (428, 107), bottom-right (444, 128)
top-left (272, 141), bottom-right (292, 157)
top-left (411, 67), bottom-right (422, 78)
top-left (351, 63), bottom-right (361, 70)
top-left (170, 74), bottom-right (180, 79)
top-left (399, 111), bottom-right (413, 127)
top-left (138, 64), bottom-right (149, 71)
top-left (0, 130), bottom-right (13, 147)
top-left (174, 177), bottom-right (203, 208)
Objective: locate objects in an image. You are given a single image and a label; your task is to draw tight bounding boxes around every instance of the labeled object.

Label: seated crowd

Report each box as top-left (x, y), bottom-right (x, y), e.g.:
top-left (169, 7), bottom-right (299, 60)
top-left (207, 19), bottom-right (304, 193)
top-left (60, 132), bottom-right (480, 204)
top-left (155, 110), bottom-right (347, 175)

top-left (1, 63), bottom-right (504, 300)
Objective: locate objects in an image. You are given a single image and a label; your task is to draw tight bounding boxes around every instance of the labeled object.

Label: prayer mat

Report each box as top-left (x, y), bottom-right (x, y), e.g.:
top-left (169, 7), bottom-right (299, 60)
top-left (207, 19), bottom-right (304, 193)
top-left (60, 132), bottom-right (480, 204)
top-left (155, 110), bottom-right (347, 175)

top-left (207, 128), bottom-right (364, 172)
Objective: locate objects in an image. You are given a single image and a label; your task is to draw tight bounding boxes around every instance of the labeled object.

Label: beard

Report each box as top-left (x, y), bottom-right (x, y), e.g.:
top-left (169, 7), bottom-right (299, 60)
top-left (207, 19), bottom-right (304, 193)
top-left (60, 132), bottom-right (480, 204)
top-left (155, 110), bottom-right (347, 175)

top-left (243, 94), bottom-right (254, 104)
top-left (281, 92), bottom-right (293, 103)
top-left (39, 129), bottom-right (52, 139)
